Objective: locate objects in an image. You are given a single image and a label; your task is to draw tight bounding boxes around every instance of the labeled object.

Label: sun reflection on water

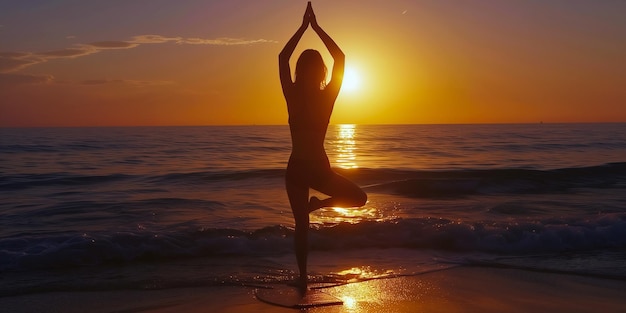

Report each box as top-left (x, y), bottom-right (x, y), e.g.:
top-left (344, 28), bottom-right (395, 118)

top-left (312, 206), bottom-right (388, 224)
top-left (325, 266), bottom-right (399, 312)
top-left (333, 266), bottom-right (395, 282)
top-left (334, 124), bottom-right (358, 169)
top-left (341, 295), bottom-right (357, 309)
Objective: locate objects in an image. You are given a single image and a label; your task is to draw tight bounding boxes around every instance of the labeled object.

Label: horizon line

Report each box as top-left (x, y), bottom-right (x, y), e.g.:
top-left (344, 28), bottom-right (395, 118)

top-left (2, 121), bottom-right (626, 129)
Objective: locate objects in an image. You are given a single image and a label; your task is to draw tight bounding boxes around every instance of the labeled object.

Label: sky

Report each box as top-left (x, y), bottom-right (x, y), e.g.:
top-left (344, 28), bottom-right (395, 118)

top-left (1, 0), bottom-right (625, 127)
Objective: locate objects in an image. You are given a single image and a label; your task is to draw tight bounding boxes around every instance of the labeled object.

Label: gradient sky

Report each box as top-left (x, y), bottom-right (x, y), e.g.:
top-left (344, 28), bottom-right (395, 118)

top-left (1, 0), bottom-right (625, 127)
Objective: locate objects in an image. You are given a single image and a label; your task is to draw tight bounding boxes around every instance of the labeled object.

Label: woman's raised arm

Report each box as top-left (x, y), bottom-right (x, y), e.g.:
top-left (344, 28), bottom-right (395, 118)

top-left (309, 4), bottom-right (345, 95)
top-left (279, 6), bottom-right (310, 95)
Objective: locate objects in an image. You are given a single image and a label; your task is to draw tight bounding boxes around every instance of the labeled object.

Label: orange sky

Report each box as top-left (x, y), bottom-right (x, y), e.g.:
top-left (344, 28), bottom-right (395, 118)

top-left (1, 0), bottom-right (625, 127)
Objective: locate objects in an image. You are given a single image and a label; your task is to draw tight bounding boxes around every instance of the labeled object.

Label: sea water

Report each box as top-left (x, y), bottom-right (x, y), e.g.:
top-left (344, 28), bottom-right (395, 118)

top-left (1, 123), bottom-right (625, 296)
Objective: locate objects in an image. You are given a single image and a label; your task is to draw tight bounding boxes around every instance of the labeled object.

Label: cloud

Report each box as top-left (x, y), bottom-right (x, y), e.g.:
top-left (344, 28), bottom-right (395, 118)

top-left (180, 37), bottom-right (276, 45)
top-left (34, 41), bottom-right (136, 60)
top-left (0, 53), bottom-right (40, 72)
top-left (129, 34), bottom-right (276, 45)
top-left (1, 47), bottom-right (98, 73)
top-left (88, 41), bottom-right (139, 49)
top-left (38, 47), bottom-right (97, 58)
top-left (1, 34), bottom-right (275, 74)
top-left (130, 35), bottom-right (182, 44)
top-left (0, 73), bottom-right (54, 86)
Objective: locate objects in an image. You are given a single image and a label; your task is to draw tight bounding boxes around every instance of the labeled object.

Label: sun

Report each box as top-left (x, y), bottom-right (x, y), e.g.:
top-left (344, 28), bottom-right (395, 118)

top-left (342, 65), bottom-right (361, 93)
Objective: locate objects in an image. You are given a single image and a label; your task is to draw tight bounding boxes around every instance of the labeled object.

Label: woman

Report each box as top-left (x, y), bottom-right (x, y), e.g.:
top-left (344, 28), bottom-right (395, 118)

top-left (279, 2), bottom-right (367, 292)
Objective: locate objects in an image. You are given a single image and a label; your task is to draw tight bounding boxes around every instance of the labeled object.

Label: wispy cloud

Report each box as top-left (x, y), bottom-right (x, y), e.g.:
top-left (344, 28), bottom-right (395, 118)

top-left (129, 34), bottom-right (276, 46)
top-left (0, 52), bottom-right (40, 72)
top-left (129, 35), bottom-right (182, 44)
top-left (89, 41), bottom-right (139, 49)
top-left (0, 45), bottom-right (123, 73)
top-left (38, 47), bottom-right (98, 59)
top-left (180, 37), bottom-right (275, 45)
top-left (0, 34), bottom-right (275, 74)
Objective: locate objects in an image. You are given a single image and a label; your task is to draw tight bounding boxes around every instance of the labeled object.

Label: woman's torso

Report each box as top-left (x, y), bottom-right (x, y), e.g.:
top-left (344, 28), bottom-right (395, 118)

top-left (286, 87), bottom-right (333, 160)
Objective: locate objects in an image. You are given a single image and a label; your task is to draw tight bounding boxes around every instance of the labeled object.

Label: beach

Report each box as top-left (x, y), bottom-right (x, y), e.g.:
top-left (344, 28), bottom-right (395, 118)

top-left (3, 0), bottom-right (626, 311)
top-left (2, 266), bottom-right (626, 313)
top-left (1, 124), bottom-right (625, 312)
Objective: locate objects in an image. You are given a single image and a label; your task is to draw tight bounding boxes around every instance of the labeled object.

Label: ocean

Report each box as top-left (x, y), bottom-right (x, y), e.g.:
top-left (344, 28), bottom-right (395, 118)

top-left (1, 123), bottom-right (625, 297)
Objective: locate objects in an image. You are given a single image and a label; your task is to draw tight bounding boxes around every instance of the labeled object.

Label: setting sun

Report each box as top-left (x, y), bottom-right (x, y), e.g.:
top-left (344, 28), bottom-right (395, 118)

top-left (1, 0), bottom-right (625, 127)
top-left (342, 65), bottom-right (362, 93)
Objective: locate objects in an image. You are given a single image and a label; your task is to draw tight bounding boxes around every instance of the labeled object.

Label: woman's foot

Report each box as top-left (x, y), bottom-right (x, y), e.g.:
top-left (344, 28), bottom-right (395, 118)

top-left (308, 196), bottom-right (323, 213)
top-left (287, 276), bottom-right (308, 295)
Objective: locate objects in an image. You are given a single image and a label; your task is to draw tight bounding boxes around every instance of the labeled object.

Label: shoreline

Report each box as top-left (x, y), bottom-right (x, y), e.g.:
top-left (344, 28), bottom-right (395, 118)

top-left (2, 266), bottom-right (625, 313)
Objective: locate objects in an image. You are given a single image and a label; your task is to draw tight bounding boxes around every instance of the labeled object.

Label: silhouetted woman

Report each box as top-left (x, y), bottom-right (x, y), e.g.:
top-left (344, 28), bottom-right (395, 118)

top-left (279, 2), bottom-right (367, 292)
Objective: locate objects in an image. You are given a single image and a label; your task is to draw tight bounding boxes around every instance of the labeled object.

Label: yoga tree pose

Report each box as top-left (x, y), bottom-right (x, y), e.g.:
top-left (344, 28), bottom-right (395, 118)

top-left (279, 2), bottom-right (367, 293)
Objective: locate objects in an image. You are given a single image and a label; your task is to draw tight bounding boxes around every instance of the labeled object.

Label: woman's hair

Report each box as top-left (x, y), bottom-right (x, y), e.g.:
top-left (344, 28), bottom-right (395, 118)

top-left (295, 49), bottom-right (327, 89)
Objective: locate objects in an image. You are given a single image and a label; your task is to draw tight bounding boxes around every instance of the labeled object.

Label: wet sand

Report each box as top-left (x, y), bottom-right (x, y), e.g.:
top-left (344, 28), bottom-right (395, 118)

top-left (2, 266), bottom-right (625, 313)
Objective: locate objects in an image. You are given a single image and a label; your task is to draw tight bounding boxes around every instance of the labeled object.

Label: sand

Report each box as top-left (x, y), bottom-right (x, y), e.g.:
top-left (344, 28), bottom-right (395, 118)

top-left (2, 266), bottom-right (625, 313)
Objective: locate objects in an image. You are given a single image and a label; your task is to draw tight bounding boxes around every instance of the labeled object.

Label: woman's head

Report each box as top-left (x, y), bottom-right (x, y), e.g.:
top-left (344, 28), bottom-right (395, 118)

top-left (295, 49), bottom-right (327, 89)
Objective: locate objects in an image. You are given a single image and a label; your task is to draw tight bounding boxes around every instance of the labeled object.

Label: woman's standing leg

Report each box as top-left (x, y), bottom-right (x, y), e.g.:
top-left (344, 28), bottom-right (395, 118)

top-left (286, 180), bottom-right (310, 293)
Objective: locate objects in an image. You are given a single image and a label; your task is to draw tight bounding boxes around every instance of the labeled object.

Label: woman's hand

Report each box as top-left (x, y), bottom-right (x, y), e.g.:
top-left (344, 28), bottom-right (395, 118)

top-left (306, 2), bottom-right (319, 29)
top-left (301, 2), bottom-right (312, 28)
top-left (280, 1), bottom-right (313, 89)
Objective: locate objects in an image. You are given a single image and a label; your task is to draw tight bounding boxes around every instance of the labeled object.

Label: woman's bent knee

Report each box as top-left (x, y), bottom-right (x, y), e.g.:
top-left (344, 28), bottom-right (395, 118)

top-left (344, 188), bottom-right (367, 207)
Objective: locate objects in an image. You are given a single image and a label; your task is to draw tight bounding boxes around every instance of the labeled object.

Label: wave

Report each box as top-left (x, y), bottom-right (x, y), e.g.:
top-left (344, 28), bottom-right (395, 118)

top-left (150, 169), bottom-right (284, 184)
top-left (0, 172), bottom-right (134, 190)
top-left (365, 162), bottom-right (626, 198)
top-left (443, 254), bottom-right (626, 281)
top-left (3, 162), bottom-right (625, 195)
top-left (21, 197), bottom-right (223, 219)
top-left (2, 213), bottom-right (625, 272)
